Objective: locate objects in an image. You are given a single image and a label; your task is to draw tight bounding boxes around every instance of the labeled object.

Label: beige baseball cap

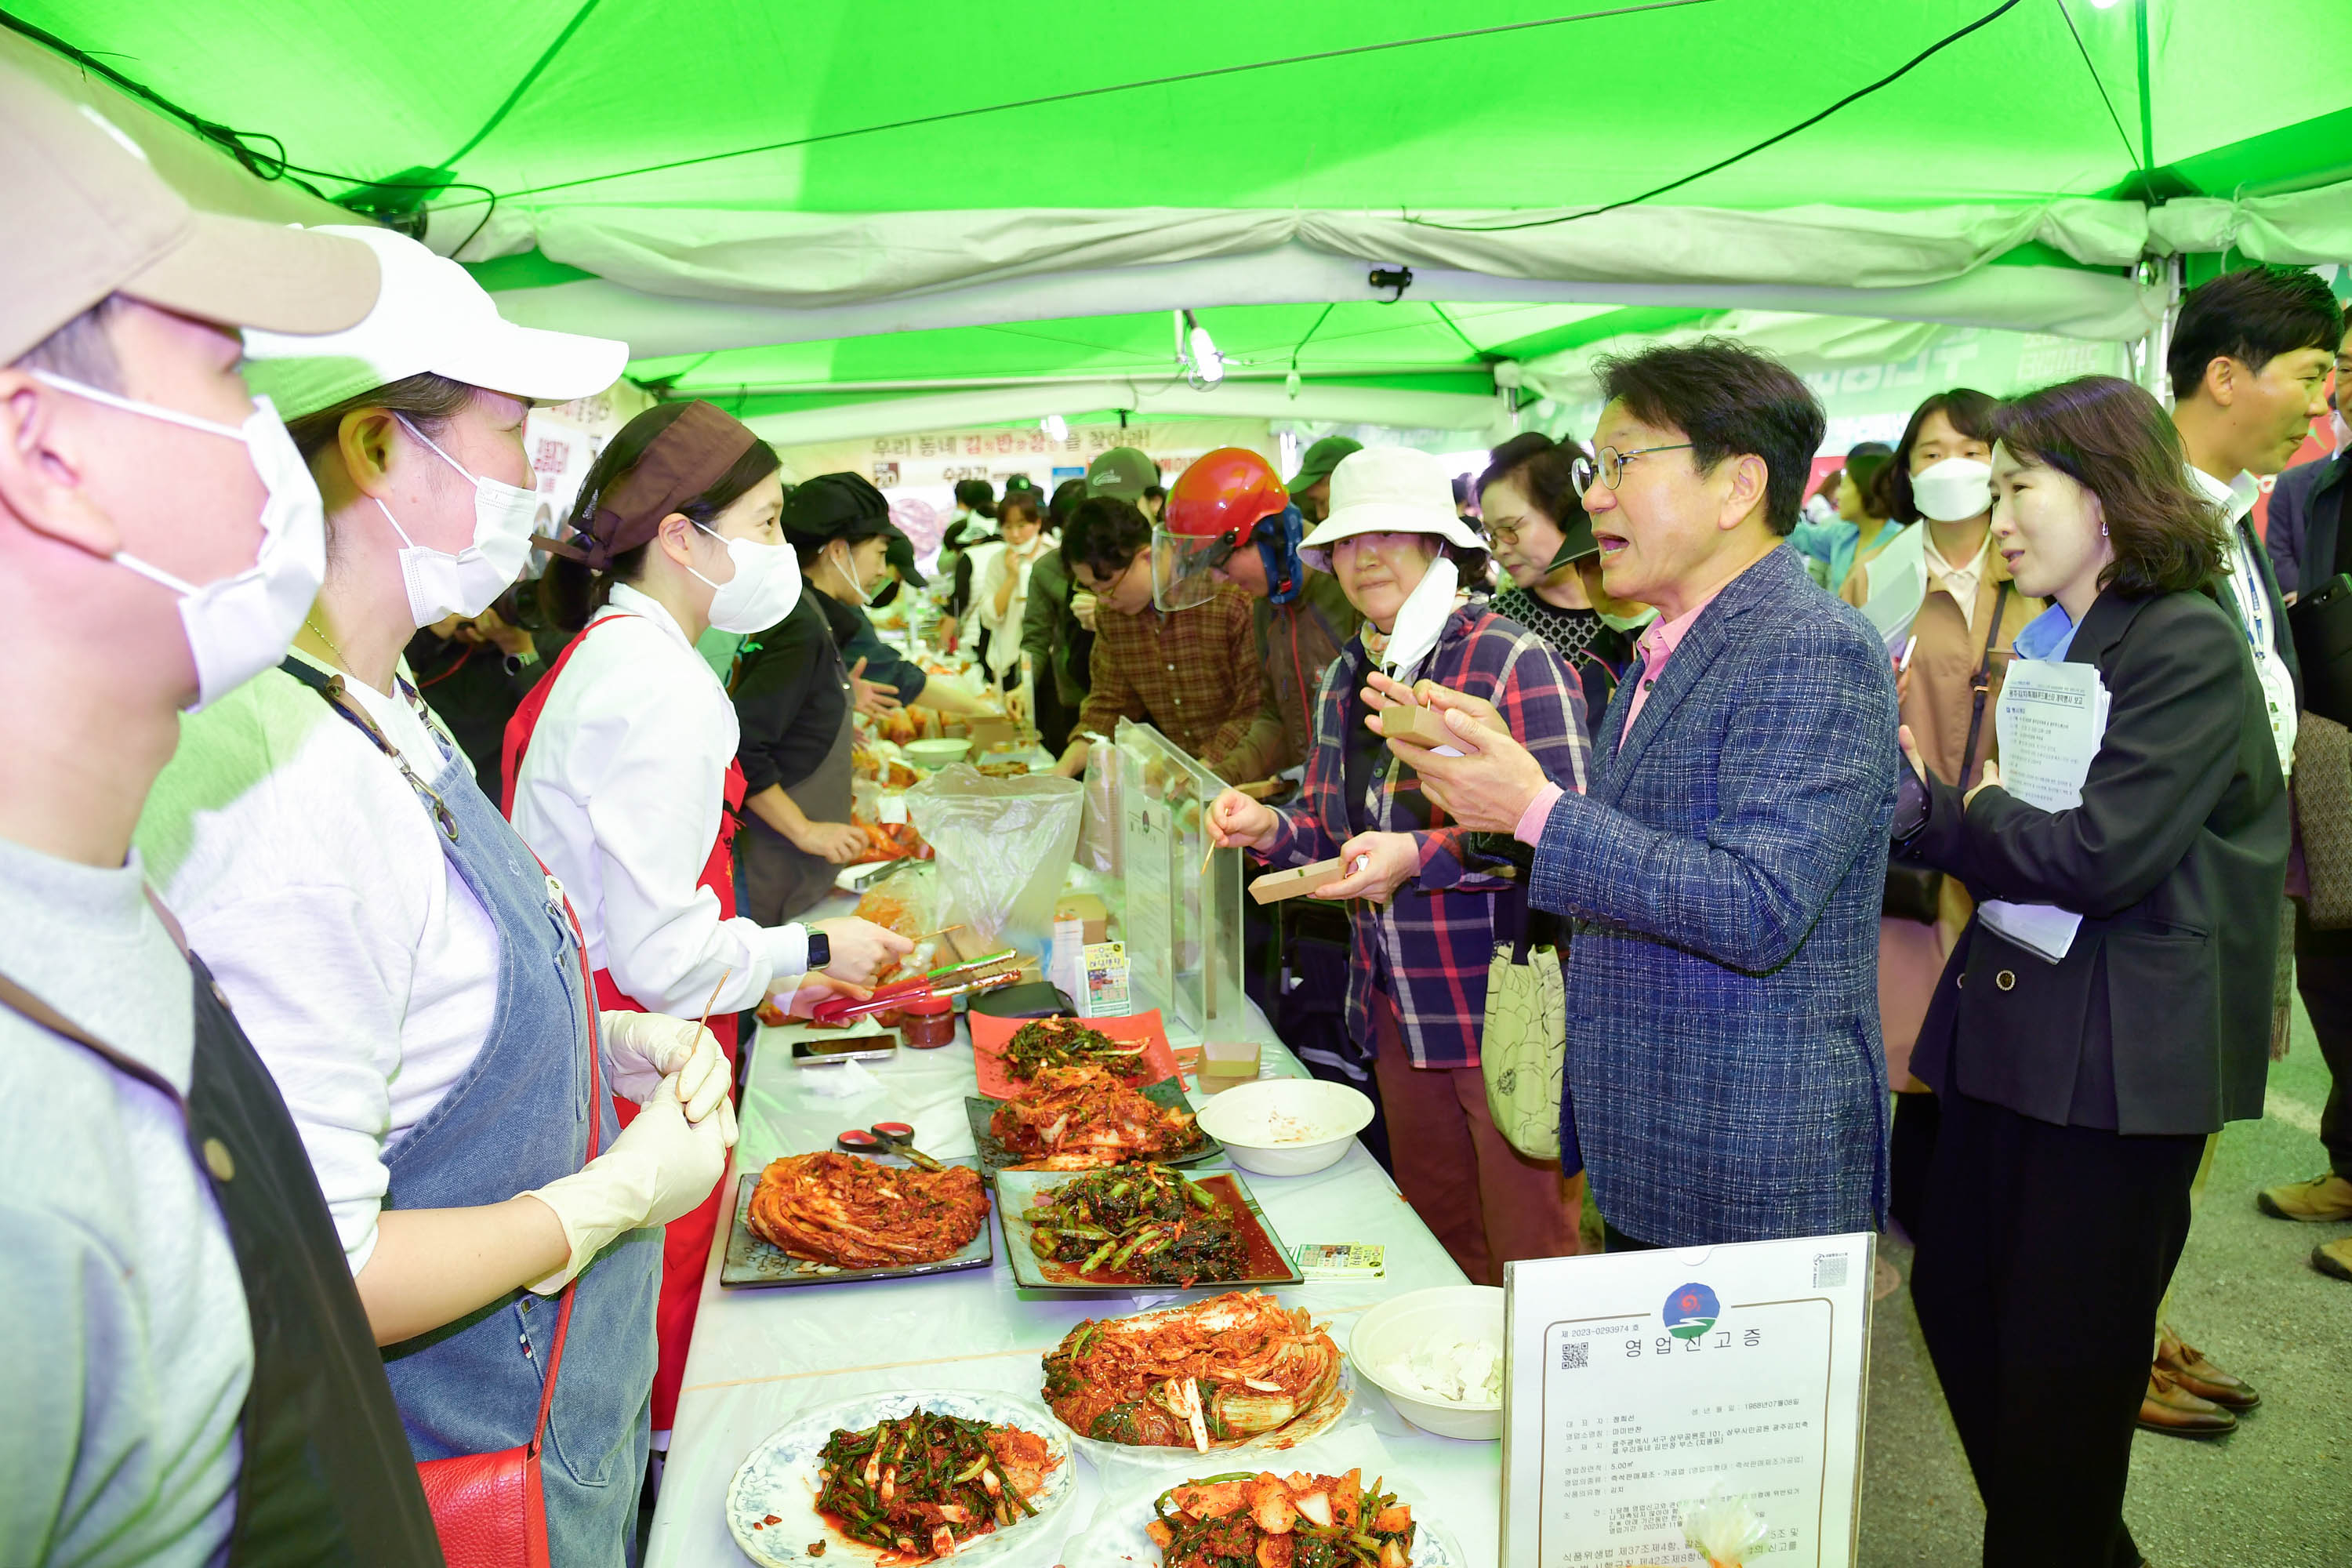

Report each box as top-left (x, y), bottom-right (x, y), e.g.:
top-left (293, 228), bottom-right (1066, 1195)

top-left (1, 55), bottom-right (380, 365)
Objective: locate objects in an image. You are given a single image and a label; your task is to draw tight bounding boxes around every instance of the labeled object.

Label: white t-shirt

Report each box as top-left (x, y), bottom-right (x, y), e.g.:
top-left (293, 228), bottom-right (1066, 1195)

top-left (508, 585), bottom-right (802, 1018)
top-left (135, 653), bottom-right (501, 1270)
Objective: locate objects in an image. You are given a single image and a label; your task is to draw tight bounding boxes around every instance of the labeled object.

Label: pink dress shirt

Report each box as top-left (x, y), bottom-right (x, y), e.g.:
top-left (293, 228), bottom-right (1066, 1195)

top-left (1514, 585), bottom-right (1727, 845)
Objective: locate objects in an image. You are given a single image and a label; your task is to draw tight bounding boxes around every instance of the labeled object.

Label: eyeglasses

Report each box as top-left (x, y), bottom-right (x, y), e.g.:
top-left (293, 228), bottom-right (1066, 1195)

top-left (1571, 443), bottom-right (1693, 500)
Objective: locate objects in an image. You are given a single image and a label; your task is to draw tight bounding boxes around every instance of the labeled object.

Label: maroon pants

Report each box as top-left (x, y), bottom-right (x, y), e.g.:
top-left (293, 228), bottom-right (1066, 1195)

top-left (1371, 996), bottom-right (1582, 1285)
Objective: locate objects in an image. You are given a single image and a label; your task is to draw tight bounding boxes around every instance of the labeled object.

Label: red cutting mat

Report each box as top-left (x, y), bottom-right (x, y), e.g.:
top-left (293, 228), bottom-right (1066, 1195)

top-left (969, 1010), bottom-right (1179, 1100)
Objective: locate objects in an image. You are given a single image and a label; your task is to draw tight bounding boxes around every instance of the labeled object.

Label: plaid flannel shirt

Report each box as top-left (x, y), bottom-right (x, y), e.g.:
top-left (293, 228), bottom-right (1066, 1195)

top-left (1258, 598), bottom-right (1591, 1068)
top-left (1074, 583), bottom-right (1262, 770)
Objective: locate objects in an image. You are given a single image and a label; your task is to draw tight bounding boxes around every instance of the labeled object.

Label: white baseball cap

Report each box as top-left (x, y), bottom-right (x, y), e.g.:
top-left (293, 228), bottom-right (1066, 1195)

top-left (1299, 445), bottom-right (1484, 571)
top-left (241, 224), bottom-right (627, 418)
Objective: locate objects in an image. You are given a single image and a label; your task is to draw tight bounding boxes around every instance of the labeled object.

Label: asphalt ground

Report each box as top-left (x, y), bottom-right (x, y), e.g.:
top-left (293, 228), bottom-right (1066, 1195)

top-left (1857, 988), bottom-right (2352, 1566)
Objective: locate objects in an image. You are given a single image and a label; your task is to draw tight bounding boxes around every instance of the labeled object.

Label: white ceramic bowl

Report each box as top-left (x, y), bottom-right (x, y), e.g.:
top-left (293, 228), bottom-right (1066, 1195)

top-left (1191, 1078), bottom-right (1372, 1176)
top-left (1346, 1285), bottom-right (1506, 1440)
top-left (903, 737), bottom-right (972, 770)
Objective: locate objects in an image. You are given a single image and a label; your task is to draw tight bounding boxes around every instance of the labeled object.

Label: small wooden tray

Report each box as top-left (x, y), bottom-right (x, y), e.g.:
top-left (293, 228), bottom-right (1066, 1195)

top-left (1248, 857), bottom-right (1349, 904)
top-left (1380, 699), bottom-right (1510, 750)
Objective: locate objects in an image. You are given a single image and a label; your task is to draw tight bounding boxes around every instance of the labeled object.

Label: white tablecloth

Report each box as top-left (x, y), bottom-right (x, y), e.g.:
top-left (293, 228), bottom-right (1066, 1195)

top-left (644, 998), bottom-right (1505, 1567)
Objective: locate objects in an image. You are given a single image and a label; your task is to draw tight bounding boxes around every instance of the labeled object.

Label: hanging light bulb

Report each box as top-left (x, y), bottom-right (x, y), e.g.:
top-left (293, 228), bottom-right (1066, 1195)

top-left (1183, 309), bottom-right (1224, 386)
top-left (1040, 413), bottom-right (1069, 441)
top-left (1286, 368), bottom-right (1302, 401)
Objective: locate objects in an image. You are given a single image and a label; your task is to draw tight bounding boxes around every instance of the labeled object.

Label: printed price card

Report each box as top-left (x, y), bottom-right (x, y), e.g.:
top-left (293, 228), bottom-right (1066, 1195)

top-left (1501, 1234), bottom-right (1874, 1567)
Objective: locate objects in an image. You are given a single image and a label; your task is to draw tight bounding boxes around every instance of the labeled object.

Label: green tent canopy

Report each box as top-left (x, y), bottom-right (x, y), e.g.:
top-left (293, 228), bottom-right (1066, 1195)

top-left (6, 0), bottom-right (2347, 437)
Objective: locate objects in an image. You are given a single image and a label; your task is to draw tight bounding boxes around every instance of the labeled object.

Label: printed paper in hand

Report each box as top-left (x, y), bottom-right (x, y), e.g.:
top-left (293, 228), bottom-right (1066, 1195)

top-left (1977, 657), bottom-right (2111, 961)
top-left (1501, 1233), bottom-right (1875, 1567)
top-left (1856, 524), bottom-right (1927, 656)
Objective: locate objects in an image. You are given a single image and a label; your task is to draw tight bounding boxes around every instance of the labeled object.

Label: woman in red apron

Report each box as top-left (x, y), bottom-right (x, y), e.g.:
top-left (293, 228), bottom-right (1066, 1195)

top-left (506, 401), bottom-right (909, 1432)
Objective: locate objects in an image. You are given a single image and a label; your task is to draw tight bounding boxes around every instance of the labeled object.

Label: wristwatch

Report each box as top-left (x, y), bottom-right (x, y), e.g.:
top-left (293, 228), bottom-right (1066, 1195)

top-left (804, 931), bottom-right (832, 971)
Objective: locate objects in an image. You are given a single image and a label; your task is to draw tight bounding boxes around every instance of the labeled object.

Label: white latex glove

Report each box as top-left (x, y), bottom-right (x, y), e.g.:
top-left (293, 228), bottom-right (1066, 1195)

top-left (523, 1076), bottom-right (731, 1294)
top-left (598, 1010), bottom-right (730, 1123)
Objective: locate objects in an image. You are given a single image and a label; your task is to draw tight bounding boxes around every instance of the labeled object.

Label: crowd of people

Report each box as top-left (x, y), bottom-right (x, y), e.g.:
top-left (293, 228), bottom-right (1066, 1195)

top-left (5, 50), bottom-right (2349, 1568)
top-left (1201, 269), bottom-right (2350, 1566)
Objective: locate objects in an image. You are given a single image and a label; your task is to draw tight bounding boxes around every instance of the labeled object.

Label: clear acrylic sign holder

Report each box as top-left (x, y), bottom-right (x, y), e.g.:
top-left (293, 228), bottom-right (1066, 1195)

top-left (1111, 718), bottom-right (1243, 1047)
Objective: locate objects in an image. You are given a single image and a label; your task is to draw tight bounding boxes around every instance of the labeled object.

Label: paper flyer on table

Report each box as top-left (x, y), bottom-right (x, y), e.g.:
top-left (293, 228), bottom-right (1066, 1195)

top-left (1501, 1233), bottom-right (1874, 1567)
top-left (1855, 524), bottom-right (1926, 656)
top-left (1976, 657), bottom-right (2109, 963)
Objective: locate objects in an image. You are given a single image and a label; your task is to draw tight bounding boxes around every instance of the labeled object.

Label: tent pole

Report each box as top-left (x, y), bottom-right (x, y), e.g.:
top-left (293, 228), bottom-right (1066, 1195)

top-left (2132, 254), bottom-right (2183, 406)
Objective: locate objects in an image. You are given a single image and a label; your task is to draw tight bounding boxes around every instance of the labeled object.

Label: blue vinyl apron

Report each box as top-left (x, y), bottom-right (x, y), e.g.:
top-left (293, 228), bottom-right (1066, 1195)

top-left (281, 659), bottom-right (661, 1568)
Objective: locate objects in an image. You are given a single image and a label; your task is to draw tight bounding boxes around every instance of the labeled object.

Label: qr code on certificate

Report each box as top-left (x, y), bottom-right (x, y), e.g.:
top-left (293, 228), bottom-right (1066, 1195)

top-left (1558, 1340), bottom-right (1588, 1370)
top-left (1813, 1252), bottom-right (1849, 1289)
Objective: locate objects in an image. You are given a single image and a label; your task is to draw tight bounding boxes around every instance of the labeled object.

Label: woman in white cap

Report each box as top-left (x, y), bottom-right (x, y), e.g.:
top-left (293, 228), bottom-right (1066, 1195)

top-left (508, 404), bottom-right (913, 1437)
top-left (133, 226), bottom-right (730, 1566)
top-left (1206, 446), bottom-right (1593, 1283)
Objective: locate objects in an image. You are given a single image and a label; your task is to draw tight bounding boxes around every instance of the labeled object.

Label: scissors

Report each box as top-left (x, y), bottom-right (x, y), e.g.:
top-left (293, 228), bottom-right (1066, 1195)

top-left (834, 1122), bottom-right (946, 1172)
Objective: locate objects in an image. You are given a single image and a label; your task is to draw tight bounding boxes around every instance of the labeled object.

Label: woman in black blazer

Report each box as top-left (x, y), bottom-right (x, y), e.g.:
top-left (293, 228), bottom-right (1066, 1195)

top-left (1889, 375), bottom-right (2288, 1568)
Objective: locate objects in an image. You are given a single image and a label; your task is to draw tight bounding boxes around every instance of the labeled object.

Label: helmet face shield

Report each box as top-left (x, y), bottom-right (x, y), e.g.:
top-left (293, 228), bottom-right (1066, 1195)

top-left (1152, 527), bottom-right (1233, 612)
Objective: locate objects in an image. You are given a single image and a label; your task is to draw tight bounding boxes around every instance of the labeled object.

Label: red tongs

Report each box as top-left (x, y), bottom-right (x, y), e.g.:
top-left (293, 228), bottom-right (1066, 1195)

top-left (810, 962), bottom-right (1025, 1026)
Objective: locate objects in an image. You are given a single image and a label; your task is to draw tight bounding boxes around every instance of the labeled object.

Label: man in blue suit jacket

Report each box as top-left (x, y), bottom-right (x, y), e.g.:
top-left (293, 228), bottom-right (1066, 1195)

top-left (1385, 339), bottom-right (1898, 1249)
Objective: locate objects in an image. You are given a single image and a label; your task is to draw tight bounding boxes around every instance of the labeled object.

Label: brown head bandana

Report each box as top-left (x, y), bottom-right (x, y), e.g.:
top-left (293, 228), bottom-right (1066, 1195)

top-left (535, 399), bottom-right (761, 570)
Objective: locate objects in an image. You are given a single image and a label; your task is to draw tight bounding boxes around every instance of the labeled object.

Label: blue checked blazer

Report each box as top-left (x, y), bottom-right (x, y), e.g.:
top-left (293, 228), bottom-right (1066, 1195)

top-left (1527, 545), bottom-right (1897, 1246)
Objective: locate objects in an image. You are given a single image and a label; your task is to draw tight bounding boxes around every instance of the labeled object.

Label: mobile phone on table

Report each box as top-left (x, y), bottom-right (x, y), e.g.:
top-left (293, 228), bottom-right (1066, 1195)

top-left (791, 1029), bottom-right (895, 1065)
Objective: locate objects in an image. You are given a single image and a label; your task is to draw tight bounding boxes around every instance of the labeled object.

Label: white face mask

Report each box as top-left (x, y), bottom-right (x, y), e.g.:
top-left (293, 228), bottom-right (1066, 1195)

top-left (828, 539), bottom-right (875, 606)
top-left (1910, 456), bottom-right (1994, 524)
top-left (2331, 406), bottom-right (2349, 454)
top-left (375, 415), bottom-right (539, 626)
top-left (31, 372), bottom-right (325, 711)
top-left (690, 522), bottom-right (803, 633)
top-left (1378, 553), bottom-right (1460, 681)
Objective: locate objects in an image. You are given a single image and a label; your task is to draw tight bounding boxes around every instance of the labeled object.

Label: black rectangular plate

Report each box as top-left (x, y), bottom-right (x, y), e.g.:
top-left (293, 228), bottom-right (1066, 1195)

top-left (720, 1154), bottom-right (994, 1289)
top-left (996, 1166), bottom-right (1305, 1292)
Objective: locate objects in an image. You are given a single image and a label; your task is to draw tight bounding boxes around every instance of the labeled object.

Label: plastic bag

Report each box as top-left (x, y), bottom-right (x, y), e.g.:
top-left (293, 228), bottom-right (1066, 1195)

top-left (1682, 1480), bottom-right (1772, 1567)
top-left (1076, 732), bottom-right (1120, 877)
top-left (905, 764), bottom-right (1083, 952)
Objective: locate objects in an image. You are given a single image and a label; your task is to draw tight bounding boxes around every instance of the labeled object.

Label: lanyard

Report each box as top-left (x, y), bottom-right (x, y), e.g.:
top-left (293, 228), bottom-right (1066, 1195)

top-left (276, 658), bottom-right (462, 843)
top-left (2226, 525), bottom-right (2270, 658)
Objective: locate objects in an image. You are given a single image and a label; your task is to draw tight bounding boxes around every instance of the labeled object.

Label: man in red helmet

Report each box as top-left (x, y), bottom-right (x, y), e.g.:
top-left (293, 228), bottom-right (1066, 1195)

top-left (1155, 448), bottom-right (1363, 786)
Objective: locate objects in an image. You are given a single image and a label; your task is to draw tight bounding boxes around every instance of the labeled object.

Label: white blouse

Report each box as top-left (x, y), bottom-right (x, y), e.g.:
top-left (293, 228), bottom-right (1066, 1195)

top-left (509, 584), bottom-right (805, 1018)
top-left (973, 543), bottom-right (1038, 678)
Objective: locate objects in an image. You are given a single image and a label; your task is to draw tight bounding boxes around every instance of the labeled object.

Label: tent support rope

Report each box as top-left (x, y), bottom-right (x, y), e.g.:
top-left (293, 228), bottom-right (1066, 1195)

top-left (2049, 0), bottom-right (2146, 177)
top-left (423, 0), bottom-right (1718, 212)
top-left (1405, 0), bottom-right (2029, 234)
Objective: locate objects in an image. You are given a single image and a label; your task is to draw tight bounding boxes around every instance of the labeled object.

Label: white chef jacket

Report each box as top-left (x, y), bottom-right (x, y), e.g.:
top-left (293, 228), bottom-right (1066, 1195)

top-left (509, 583), bottom-right (806, 1017)
top-left (2187, 465), bottom-right (2297, 782)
